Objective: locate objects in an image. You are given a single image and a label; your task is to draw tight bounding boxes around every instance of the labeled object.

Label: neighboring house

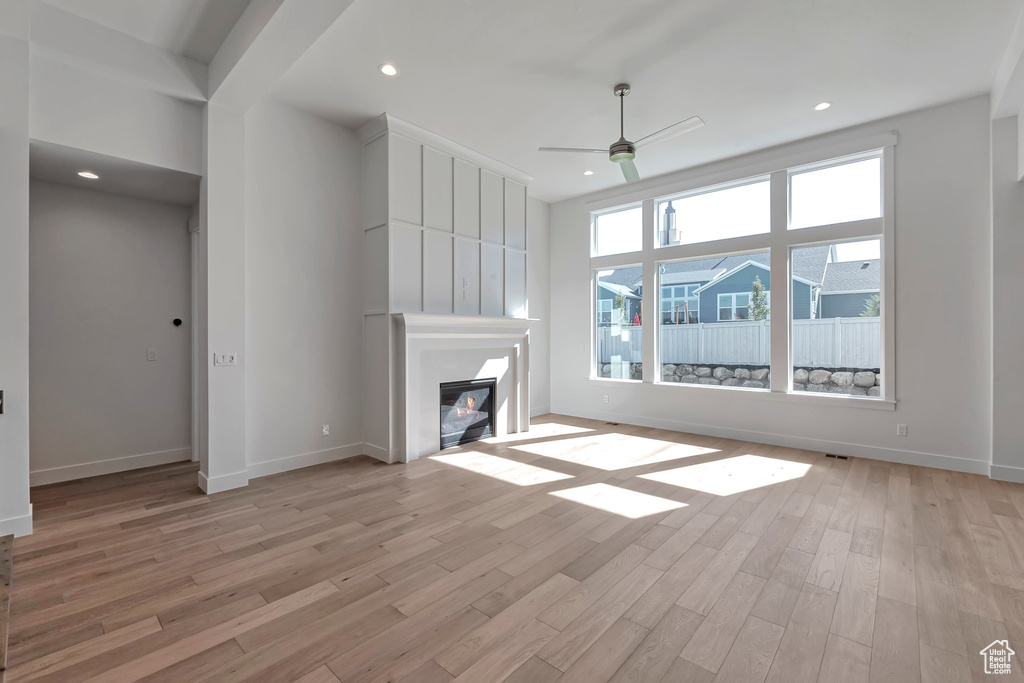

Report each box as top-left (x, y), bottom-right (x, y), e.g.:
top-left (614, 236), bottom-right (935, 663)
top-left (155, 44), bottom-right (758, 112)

top-left (654, 246), bottom-right (829, 324)
top-left (598, 246), bottom-right (881, 325)
top-left (597, 280), bottom-right (641, 326)
top-left (818, 259), bottom-right (880, 318)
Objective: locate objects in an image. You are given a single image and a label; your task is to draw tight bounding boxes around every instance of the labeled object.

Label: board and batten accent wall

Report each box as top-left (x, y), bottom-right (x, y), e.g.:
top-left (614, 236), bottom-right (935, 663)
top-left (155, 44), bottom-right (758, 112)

top-left (359, 114), bottom-right (533, 463)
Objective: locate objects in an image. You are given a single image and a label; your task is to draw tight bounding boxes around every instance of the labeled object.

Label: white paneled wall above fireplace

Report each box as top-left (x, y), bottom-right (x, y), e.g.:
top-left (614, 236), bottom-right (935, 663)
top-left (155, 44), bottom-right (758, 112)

top-left (361, 115), bottom-right (532, 318)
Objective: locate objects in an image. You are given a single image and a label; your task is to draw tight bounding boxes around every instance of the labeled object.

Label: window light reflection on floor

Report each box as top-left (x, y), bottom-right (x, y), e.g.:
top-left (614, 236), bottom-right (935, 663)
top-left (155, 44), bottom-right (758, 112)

top-left (428, 451), bottom-right (573, 486)
top-left (488, 422), bottom-right (595, 443)
top-left (639, 454), bottom-right (811, 497)
top-left (512, 433), bottom-right (718, 471)
top-left (549, 483), bottom-right (687, 518)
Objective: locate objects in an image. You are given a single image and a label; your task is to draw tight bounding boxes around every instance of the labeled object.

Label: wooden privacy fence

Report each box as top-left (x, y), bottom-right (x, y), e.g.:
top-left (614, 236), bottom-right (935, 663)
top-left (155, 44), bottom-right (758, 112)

top-left (598, 317), bottom-right (880, 368)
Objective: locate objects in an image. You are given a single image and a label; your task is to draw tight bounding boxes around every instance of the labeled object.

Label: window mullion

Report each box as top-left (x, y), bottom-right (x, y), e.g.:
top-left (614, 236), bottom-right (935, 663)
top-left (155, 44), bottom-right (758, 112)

top-left (641, 199), bottom-right (657, 383)
top-left (769, 170), bottom-right (790, 393)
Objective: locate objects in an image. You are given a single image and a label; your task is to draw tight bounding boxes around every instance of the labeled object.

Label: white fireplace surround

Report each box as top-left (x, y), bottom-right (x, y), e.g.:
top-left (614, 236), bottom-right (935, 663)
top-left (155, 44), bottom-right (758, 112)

top-left (394, 313), bottom-right (533, 462)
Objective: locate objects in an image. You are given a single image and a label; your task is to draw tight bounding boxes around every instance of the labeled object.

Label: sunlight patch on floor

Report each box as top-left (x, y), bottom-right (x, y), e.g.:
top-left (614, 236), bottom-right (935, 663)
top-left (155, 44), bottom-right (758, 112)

top-left (512, 433), bottom-right (718, 471)
top-left (487, 422), bottom-right (595, 443)
top-left (549, 483), bottom-right (687, 518)
top-left (639, 454), bottom-right (811, 496)
top-left (429, 451), bottom-right (573, 486)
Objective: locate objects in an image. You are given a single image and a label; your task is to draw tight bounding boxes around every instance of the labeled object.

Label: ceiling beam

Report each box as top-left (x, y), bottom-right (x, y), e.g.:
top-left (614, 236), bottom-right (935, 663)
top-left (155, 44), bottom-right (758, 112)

top-left (208, 0), bottom-right (355, 112)
top-left (30, 2), bottom-right (207, 104)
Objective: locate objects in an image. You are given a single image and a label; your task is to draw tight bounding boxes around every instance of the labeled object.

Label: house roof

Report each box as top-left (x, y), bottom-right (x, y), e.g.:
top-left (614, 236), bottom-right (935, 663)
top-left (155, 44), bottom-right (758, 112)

top-left (692, 259), bottom-right (817, 294)
top-left (597, 280), bottom-right (640, 299)
top-left (820, 259), bottom-right (880, 294)
top-left (599, 245), bottom-right (832, 293)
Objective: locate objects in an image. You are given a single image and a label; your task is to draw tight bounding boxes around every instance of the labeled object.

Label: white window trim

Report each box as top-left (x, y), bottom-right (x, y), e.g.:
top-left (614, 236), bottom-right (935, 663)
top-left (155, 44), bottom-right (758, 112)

top-left (589, 140), bottom-right (895, 407)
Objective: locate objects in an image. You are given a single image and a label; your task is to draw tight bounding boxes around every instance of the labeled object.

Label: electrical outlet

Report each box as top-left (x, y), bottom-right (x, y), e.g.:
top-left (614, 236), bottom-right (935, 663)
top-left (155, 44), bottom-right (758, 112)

top-left (896, 424), bottom-right (907, 437)
top-left (214, 353), bottom-right (238, 367)
top-left (147, 348), bottom-right (157, 361)
top-left (322, 424), bottom-right (330, 436)
top-left (603, 395), bottom-right (609, 403)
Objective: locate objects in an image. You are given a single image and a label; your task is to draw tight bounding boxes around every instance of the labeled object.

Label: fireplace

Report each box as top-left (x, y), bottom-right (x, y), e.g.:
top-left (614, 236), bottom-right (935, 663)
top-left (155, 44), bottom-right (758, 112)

top-left (439, 378), bottom-right (496, 450)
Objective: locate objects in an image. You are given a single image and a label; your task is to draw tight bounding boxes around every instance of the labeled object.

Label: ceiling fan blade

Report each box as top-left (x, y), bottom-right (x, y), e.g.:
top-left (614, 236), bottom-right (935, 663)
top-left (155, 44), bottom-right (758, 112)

top-left (635, 116), bottom-right (705, 148)
top-left (618, 158), bottom-right (640, 183)
top-left (538, 146), bottom-right (608, 154)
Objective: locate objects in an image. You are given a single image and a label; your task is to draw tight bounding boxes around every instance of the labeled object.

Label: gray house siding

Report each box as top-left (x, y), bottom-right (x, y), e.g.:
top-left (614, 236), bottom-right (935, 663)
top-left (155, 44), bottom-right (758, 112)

top-left (696, 264), bottom-right (812, 322)
top-left (820, 291), bottom-right (878, 318)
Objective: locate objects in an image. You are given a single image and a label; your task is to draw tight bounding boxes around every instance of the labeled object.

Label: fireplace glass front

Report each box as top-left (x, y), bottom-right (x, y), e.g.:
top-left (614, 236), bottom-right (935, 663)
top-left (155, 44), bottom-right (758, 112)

top-left (439, 378), bottom-right (496, 450)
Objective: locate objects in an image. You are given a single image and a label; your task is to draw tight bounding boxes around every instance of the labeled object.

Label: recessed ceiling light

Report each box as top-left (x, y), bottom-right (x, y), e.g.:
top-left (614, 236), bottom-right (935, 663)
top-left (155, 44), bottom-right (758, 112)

top-left (814, 102), bottom-right (832, 111)
top-left (78, 171), bottom-right (100, 179)
top-left (379, 63), bottom-right (399, 77)
top-left (583, 170), bottom-right (594, 176)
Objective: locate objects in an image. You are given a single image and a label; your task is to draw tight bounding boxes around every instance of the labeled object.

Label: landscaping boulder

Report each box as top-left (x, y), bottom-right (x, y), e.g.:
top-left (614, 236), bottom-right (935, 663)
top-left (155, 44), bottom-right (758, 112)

top-left (601, 364), bottom-right (611, 377)
top-left (793, 368), bottom-right (809, 384)
top-left (695, 367), bottom-right (713, 377)
top-left (734, 368), bottom-right (751, 379)
top-left (722, 378), bottom-right (741, 386)
top-left (808, 369), bottom-right (831, 384)
top-left (663, 364), bottom-right (676, 376)
top-left (676, 364), bottom-right (695, 376)
top-left (713, 367), bottom-right (734, 380)
top-left (751, 368), bottom-right (770, 381)
top-left (805, 383), bottom-right (827, 393)
top-left (664, 374), bottom-right (680, 382)
top-left (868, 386), bottom-right (880, 397)
top-left (680, 374), bottom-right (698, 383)
top-left (853, 371), bottom-right (875, 388)
top-left (792, 382), bottom-right (806, 391)
top-left (830, 372), bottom-right (854, 387)
top-left (850, 386), bottom-right (868, 396)
top-left (743, 380), bottom-right (765, 388)
top-left (697, 377), bottom-right (721, 385)
top-left (874, 373), bottom-right (881, 386)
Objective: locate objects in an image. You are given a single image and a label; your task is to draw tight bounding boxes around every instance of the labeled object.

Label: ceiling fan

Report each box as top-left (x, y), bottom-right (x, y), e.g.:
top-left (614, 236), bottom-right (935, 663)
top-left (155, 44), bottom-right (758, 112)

top-left (539, 84), bottom-right (704, 183)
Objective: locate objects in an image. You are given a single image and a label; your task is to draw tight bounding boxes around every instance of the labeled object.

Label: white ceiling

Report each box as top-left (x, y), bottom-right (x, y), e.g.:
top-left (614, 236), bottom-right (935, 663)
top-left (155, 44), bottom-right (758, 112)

top-left (30, 140), bottom-right (201, 207)
top-left (40, 0), bottom-right (251, 64)
top-left (271, 0), bottom-right (1024, 203)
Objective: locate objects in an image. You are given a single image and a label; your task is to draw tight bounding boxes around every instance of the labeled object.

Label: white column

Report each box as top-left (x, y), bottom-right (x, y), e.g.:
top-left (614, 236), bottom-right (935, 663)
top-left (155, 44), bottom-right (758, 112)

top-left (198, 103), bottom-right (249, 493)
top-left (768, 170), bottom-right (791, 393)
top-left (0, 11), bottom-right (33, 536)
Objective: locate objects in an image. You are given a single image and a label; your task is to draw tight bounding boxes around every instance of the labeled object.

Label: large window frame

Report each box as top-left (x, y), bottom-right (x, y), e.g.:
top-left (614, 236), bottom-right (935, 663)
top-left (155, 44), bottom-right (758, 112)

top-left (587, 134), bottom-right (896, 408)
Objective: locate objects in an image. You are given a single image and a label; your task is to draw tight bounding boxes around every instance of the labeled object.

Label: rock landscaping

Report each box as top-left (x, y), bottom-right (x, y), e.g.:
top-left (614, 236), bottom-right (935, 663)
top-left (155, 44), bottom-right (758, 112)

top-left (599, 362), bottom-right (881, 396)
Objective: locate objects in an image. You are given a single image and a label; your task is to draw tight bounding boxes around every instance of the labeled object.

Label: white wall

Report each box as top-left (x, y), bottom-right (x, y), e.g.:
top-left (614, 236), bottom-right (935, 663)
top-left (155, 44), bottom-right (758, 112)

top-left (30, 53), bottom-right (203, 175)
top-left (0, 23), bottom-right (32, 536)
top-left (29, 182), bottom-right (192, 484)
top-left (527, 196), bottom-right (551, 414)
top-left (550, 96), bottom-right (993, 473)
top-left (991, 115), bottom-right (1024, 480)
top-left (244, 98), bottom-right (364, 476)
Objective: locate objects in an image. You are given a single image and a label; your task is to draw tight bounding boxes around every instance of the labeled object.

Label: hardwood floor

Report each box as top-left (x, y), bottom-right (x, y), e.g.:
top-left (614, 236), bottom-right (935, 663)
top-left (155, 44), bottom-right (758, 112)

top-left (7, 414), bottom-right (1024, 682)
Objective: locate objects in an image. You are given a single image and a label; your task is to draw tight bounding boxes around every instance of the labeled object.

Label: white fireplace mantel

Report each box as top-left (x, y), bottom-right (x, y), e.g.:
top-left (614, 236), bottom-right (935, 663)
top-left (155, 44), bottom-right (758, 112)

top-left (393, 313), bottom-right (534, 462)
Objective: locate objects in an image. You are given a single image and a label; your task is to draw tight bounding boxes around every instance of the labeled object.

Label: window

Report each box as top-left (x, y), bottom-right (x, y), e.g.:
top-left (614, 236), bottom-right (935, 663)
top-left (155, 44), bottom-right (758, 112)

top-left (593, 205), bottom-right (642, 256)
top-left (793, 239), bottom-right (882, 398)
top-left (789, 155), bottom-right (881, 230)
top-left (658, 252), bottom-right (770, 388)
top-left (596, 267), bottom-right (642, 380)
top-left (718, 293), bottom-right (749, 321)
top-left (656, 177), bottom-right (770, 247)
top-left (590, 143), bottom-right (892, 402)
top-left (661, 284), bottom-right (699, 324)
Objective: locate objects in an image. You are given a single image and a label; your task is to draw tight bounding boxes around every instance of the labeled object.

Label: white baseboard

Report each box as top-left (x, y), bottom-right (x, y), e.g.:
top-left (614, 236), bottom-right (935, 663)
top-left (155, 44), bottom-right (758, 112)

top-left (991, 464), bottom-right (1024, 483)
top-left (30, 448), bottom-right (193, 487)
top-left (531, 405), bottom-right (551, 417)
top-left (362, 442), bottom-right (391, 463)
top-left (247, 444), bottom-right (364, 479)
top-left (551, 406), bottom-right (991, 476)
top-left (198, 468), bottom-right (250, 494)
top-left (0, 505), bottom-right (33, 537)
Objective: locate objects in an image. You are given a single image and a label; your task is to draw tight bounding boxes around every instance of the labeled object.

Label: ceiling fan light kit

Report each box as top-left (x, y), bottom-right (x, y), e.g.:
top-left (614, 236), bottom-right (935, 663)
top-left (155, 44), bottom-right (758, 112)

top-left (540, 83), bottom-right (704, 183)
